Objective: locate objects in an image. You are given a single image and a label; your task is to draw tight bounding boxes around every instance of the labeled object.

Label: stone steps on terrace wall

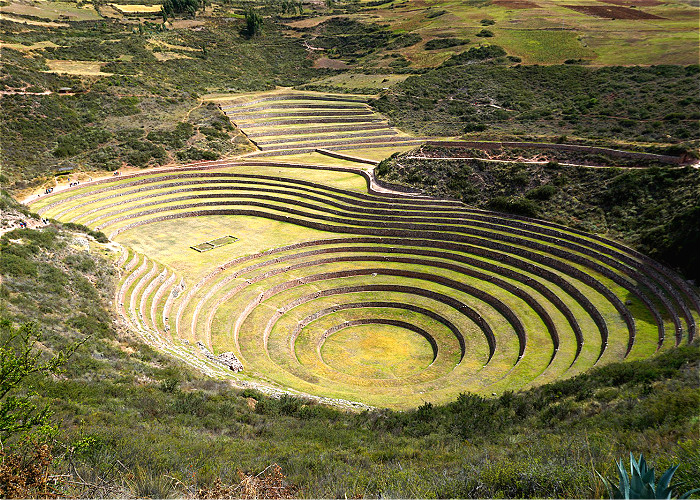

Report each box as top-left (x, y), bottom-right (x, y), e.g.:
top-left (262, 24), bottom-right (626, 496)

top-left (222, 94), bottom-right (368, 107)
top-left (245, 122), bottom-right (392, 138)
top-left (234, 116), bottom-right (385, 128)
top-left (226, 109), bottom-right (375, 121)
top-left (245, 140), bottom-right (424, 157)
top-left (258, 134), bottom-right (409, 151)
top-left (222, 102), bottom-right (367, 113)
top-left (103, 202), bottom-right (666, 352)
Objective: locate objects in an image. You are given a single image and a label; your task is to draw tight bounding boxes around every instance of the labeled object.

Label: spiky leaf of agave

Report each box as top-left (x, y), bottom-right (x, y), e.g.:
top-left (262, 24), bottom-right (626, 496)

top-left (599, 453), bottom-right (699, 499)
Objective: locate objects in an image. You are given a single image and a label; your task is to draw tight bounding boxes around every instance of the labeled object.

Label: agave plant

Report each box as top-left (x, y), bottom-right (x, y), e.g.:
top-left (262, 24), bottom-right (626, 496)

top-left (598, 453), bottom-right (699, 499)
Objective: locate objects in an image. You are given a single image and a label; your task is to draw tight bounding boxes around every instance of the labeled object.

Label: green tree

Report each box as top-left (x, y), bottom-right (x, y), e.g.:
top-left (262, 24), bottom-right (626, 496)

top-left (161, 0), bottom-right (205, 19)
top-left (244, 8), bottom-right (263, 36)
top-left (0, 319), bottom-right (70, 440)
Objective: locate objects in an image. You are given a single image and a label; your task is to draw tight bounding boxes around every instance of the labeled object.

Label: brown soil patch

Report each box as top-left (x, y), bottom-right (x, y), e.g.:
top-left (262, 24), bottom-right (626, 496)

top-left (563, 4), bottom-right (664, 18)
top-left (170, 19), bottom-right (205, 28)
top-left (493, 0), bottom-right (541, 8)
top-left (597, 0), bottom-right (663, 5)
top-left (153, 51), bottom-right (193, 61)
top-left (314, 57), bottom-right (351, 69)
top-left (285, 15), bottom-right (331, 28)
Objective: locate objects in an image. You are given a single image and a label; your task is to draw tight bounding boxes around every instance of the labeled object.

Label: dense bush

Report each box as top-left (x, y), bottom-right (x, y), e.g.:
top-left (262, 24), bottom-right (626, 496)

top-left (487, 195), bottom-right (539, 217)
top-left (161, 0), bottom-right (205, 19)
top-left (311, 17), bottom-right (392, 57)
top-left (475, 29), bottom-right (494, 38)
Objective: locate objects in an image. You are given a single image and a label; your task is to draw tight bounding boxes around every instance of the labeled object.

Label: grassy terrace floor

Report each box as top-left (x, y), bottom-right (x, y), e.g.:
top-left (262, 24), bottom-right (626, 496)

top-left (28, 160), bottom-right (700, 408)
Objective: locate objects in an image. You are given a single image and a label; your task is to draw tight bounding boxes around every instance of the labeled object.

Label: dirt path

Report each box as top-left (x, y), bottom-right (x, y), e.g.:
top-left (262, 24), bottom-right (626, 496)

top-left (0, 90), bottom-right (52, 96)
top-left (404, 155), bottom-right (692, 169)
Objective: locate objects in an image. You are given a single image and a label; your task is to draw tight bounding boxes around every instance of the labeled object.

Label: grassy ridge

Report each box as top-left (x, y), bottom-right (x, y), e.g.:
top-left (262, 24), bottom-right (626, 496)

top-left (0, 201), bottom-right (698, 496)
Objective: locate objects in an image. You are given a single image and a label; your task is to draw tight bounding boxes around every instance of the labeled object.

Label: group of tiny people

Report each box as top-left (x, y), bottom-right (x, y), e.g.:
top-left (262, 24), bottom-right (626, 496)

top-left (38, 174), bottom-right (104, 197)
top-left (16, 217), bottom-right (50, 229)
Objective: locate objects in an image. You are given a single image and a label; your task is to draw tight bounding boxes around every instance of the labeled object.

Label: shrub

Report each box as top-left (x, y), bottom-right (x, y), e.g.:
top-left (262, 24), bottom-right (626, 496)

top-left (465, 458), bottom-right (589, 498)
top-left (426, 9), bottom-right (447, 18)
top-left (385, 33), bottom-right (421, 49)
top-left (159, 378), bottom-right (180, 393)
top-left (443, 45), bottom-right (506, 66)
top-left (526, 184), bottom-right (557, 200)
top-left (0, 443), bottom-right (55, 498)
top-left (243, 8), bottom-right (263, 36)
top-left (176, 147), bottom-right (219, 162)
top-left (0, 254), bottom-right (38, 277)
top-left (463, 122), bottom-right (486, 133)
top-left (0, 319), bottom-right (71, 440)
top-left (424, 38), bottom-right (470, 50)
top-left (53, 128), bottom-right (112, 158)
top-left (240, 388), bottom-right (263, 400)
top-left (161, 0), bottom-right (205, 19)
top-left (487, 196), bottom-right (539, 217)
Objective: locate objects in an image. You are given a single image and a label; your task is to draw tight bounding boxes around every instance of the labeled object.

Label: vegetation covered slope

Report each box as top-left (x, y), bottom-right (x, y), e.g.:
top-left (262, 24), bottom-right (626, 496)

top-left (0, 15), bottom-right (317, 187)
top-left (373, 57), bottom-right (700, 146)
top-left (0, 196), bottom-right (698, 497)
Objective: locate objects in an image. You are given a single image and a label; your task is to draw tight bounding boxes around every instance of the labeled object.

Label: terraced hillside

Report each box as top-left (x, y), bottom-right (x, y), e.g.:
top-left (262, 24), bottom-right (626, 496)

top-left (218, 90), bottom-right (423, 158)
top-left (27, 161), bottom-right (700, 408)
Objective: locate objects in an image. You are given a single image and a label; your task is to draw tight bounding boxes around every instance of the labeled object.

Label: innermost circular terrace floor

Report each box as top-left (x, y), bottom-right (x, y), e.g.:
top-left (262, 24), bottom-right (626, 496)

top-left (321, 324), bottom-right (435, 380)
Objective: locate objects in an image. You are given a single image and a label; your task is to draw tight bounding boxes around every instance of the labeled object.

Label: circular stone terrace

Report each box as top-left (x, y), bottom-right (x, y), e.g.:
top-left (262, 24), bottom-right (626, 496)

top-left (28, 157), bottom-right (700, 409)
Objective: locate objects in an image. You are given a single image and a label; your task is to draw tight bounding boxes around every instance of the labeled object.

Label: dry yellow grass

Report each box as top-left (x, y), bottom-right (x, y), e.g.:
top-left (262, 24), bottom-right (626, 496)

top-left (153, 51), bottom-right (193, 61)
top-left (44, 60), bottom-right (112, 76)
top-left (110, 3), bottom-right (162, 13)
top-left (321, 324), bottom-right (435, 379)
top-left (1, 40), bottom-right (59, 52)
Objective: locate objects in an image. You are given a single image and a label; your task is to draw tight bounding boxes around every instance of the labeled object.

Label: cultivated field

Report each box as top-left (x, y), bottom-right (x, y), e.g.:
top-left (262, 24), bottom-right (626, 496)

top-left (346, 0), bottom-right (698, 65)
top-left (28, 159), bottom-right (700, 408)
